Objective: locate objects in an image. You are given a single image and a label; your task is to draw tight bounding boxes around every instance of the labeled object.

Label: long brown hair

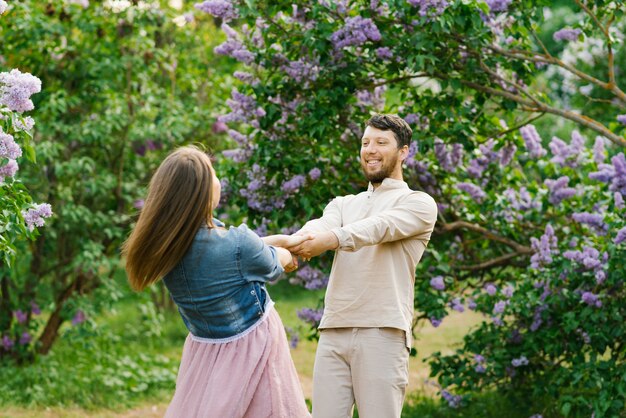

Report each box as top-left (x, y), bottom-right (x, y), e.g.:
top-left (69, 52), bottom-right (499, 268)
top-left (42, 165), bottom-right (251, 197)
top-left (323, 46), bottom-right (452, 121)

top-left (122, 146), bottom-right (216, 291)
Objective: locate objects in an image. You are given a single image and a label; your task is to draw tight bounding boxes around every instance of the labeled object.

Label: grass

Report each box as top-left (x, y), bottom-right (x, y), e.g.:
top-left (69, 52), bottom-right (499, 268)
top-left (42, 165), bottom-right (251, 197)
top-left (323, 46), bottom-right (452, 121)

top-left (0, 279), bottom-right (554, 417)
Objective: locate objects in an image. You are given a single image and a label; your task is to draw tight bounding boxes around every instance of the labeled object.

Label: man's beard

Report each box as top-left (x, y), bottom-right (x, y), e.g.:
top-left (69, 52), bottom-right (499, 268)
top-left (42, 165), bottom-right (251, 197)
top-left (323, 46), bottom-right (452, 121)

top-left (361, 160), bottom-right (398, 183)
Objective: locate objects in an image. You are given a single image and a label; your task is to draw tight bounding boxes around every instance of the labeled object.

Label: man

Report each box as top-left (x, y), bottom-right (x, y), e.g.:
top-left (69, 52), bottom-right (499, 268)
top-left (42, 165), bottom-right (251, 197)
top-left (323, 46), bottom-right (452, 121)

top-left (289, 114), bottom-right (438, 418)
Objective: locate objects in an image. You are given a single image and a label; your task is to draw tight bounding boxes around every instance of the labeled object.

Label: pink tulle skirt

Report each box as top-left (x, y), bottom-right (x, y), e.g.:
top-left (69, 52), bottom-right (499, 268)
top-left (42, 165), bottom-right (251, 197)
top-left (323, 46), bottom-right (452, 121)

top-left (165, 305), bottom-right (311, 418)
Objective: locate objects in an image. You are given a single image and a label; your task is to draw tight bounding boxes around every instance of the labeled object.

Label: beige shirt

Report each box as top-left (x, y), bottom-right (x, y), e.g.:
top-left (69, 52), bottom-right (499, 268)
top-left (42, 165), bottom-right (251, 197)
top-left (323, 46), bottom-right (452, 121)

top-left (301, 178), bottom-right (437, 347)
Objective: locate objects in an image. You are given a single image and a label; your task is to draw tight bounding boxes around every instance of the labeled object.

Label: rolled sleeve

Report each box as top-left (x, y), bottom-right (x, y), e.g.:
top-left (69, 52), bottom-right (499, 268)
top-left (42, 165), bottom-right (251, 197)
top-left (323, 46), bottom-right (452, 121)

top-left (332, 192), bottom-right (437, 251)
top-left (240, 226), bottom-right (284, 282)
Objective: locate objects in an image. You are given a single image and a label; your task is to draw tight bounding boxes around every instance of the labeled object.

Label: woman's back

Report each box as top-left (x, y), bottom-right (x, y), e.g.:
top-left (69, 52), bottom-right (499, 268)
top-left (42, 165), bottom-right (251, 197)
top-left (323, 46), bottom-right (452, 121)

top-left (163, 220), bottom-right (284, 340)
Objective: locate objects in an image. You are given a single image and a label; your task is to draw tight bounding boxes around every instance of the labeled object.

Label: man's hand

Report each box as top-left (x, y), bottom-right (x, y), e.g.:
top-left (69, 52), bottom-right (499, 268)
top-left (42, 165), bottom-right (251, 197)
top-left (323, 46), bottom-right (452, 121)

top-left (288, 231), bottom-right (339, 260)
top-left (283, 254), bottom-right (299, 273)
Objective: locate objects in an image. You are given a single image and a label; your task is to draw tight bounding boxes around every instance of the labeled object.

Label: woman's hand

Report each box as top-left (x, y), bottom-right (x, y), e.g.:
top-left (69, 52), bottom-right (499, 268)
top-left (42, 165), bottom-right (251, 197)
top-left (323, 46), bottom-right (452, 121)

top-left (262, 233), bottom-right (313, 248)
top-left (283, 254), bottom-right (299, 273)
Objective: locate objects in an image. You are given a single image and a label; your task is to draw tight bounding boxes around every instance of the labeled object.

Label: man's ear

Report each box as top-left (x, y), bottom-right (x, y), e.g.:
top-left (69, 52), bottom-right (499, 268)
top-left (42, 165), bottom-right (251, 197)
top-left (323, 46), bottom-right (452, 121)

top-left (398, 145), bottom-right (409, 161)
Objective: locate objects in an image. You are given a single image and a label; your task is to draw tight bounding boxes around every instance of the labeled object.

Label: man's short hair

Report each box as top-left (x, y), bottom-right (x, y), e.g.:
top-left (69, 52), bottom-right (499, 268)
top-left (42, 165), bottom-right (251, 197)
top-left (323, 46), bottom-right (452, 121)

top-left (365, 114), bottom-right (413, 148)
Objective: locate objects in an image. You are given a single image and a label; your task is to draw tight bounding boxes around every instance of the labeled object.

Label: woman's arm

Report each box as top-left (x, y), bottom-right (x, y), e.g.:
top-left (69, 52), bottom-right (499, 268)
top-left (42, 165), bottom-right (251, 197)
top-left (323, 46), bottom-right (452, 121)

top-left (261, 234), bottom-right (312, 248)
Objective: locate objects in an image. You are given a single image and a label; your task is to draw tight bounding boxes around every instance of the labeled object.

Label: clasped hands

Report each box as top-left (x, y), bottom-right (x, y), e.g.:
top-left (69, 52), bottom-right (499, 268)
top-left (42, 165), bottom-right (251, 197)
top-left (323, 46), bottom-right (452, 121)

top-left (276, 231), bottom-right (340, 273)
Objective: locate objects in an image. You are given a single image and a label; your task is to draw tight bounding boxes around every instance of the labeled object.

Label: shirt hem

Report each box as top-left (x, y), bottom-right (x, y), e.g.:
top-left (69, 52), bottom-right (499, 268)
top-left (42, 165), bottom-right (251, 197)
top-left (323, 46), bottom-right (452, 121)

top-left (189, 300), bottom-right (275, 344)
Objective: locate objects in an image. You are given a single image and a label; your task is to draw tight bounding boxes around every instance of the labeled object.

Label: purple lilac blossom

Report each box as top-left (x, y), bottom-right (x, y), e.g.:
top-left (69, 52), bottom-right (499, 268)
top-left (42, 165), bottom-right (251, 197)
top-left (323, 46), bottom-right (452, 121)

top-left (434, 138), bottom-right (464, 172)
top-left (618, 114), bottom-right (626, 125)
top-left (530, 303), bottom-right (547, 332)
top-left (430, 317), bottom-right (442, 328)
top-left (467, 299), bottom-right (477, 310)
top-left (0, 132), bottom-right (22, 159)
top-left (450, 298), bottom-right (464, 312)
top-left (30, 301), bottom-right (41, 315)
top-left (21, 203), bottom-right (53, 231)
top-left (457, 182), bottom-right (486, 203)
top-left (553, 28), bottom-right (582, 42)
top-left (549, 131), bottom-right (584, 167)
top-left (19, 332), bottom-right (31, 345)
top-left (282, 58), bottom-right (320, 84)
top-left (1, 335), bottom-right (13, 350)
top-left (563, 246), bottom-right (603, 270)
top-left (281, 174), bottom-right (306, 193)
top-left (0, 159), bottom-right (18, 181)
top-left (493, 300), bottom-right (507, 314)
top-left (511, 355), bottom-right (528, 367)
top-left (214, 24), bottom-right (254, 64)
top-left (485, 283), bottom-right (497, 296)
top-left (544, 176), bottom-right (577, 205)
top-left (530, 224), bottom-right (558, 269)
top-left (133, 199), bottom-right (144, 209)
top-left (610, 153), bottom-right (626, 195)
top-left (212, 120), bottom-right (228, 134)
top-left (408, 0), bottom-right (450, 17)
top-left (519, 125), bottom-right (547, 158)
top-left (467, 139), bottom-right (499, 178)
top-left (614, 192), bottom-right (624, 210)
top-left (614, 227), bottom-right (626, 245)
top-left (355, 86), bottom-right (386, 111)
top-left (295, 265), bottom-right (329, 290)
top-left (195, 0), bottom-right (239, 22)
top-left (581, 291), bottom-right (602, 308)
top-left (14, 310), bottom-right (27, 324)
top-left (441, 389), bottom-right (462, 408)
top-left (503, 187), bottom-right (541, 219)
top-left (572, 212), bottom-right (607, 235)
top-left (375, 47), bottom-right (393, 60)
top-left (485, 0), bottom-right (512, 12)
top-left (593, 137), bottom-right (606, 164)
top-left (330, 16), bottom-right (381, 49)
top-left (308, 167), bottom-right (321, 180)
top-left (404, 141), bottom-right (419, 168)
top-left (430, 276), bottom-right (445, 290)
top-left (499, 143), bottom-right (517, 166)
top-left (0, 69), bottom-right (42, 113)
top-left (220, 88), bottom-right (258, 124)
top-left (297, 308), bottom-right (324, 326)
top-left (474, 354), bottom-right (486, 373)
top-left (233, 71), bottom-right (255, 84)
top-left (502, 285), bottom-right (514, 298)
top-left (289, 332), bottom-right (299, 349)
top-left (72, 310), bottom-right (86, 325)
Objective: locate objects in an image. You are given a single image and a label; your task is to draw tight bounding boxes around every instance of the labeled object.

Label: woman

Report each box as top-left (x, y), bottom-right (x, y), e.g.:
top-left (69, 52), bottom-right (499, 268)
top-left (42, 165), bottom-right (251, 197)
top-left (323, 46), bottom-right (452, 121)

top-left (122, 146), bottom-right (311, 417)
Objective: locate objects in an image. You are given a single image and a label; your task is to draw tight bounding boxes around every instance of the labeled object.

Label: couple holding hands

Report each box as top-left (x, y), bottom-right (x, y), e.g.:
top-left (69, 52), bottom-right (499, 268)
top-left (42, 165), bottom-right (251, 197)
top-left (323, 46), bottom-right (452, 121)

top-left (122, 114), bottom-right (438, 418)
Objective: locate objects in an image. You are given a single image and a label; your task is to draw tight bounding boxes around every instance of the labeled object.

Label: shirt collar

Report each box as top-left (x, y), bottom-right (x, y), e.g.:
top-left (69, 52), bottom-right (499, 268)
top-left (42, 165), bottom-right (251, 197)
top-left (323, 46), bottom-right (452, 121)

top-left (367, 177), bottom-right (409, 192)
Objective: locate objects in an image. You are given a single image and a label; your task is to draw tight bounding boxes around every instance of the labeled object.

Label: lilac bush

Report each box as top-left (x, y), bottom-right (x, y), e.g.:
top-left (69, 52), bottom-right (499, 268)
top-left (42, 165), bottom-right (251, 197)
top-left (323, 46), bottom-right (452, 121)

top-left (192, 0), bottom-right (625, 415)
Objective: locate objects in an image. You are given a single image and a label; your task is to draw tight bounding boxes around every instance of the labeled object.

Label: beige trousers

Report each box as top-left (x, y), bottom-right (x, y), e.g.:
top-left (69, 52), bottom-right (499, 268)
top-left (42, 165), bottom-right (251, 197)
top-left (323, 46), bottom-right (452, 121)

top-left (312, 327), bottom-right (410, 418)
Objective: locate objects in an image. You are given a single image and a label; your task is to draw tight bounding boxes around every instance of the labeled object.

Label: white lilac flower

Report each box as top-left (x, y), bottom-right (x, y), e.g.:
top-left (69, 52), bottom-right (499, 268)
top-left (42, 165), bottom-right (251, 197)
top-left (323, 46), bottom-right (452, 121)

top-left (21, 203), bottom-right (53, 231)
top-left (0, 69), bottom-right (42, 113)
top-left (0, 132), bottom-right (22, 159)
top-left (0, 0), bottom-right (7, 14)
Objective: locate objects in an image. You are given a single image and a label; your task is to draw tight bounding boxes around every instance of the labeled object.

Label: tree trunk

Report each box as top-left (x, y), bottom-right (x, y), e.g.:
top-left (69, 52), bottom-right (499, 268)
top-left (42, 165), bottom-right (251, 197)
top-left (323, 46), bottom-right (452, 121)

top-left (37, 274), bottom-right (82, 355)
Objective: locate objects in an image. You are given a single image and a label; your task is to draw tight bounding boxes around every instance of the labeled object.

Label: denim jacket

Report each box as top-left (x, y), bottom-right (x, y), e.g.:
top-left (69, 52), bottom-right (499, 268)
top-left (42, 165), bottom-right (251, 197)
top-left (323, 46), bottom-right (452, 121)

top-left (162, 220), bottom-right (284, 340)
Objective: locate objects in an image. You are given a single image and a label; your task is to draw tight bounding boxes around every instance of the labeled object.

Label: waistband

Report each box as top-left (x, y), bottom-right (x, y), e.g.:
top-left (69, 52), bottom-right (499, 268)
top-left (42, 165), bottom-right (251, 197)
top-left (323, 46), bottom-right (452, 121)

top-left (189, 300), bottom-right (275, 344)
